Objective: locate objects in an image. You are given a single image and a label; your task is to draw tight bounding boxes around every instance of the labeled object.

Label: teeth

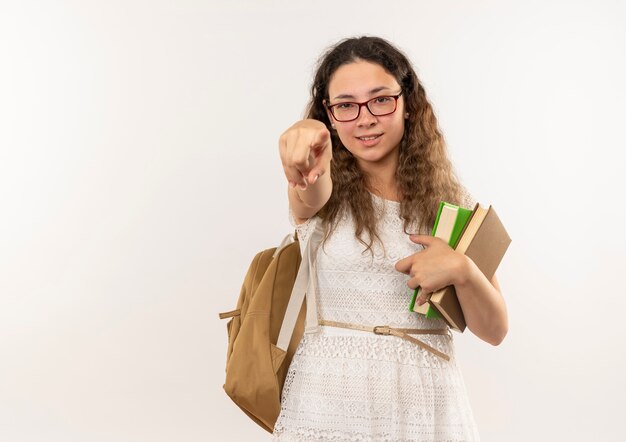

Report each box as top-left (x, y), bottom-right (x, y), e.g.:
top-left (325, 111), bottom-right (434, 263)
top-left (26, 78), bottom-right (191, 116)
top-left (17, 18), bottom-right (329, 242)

top-left (359, 135), bottom-right (379, 140)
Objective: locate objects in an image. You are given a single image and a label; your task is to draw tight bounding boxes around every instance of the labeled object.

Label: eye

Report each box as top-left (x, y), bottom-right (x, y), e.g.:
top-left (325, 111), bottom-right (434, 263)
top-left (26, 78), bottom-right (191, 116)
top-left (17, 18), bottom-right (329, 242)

top-left (335, 102), bottom-right (357, 110)
top-left (373, 96), bottom-right (393, 104)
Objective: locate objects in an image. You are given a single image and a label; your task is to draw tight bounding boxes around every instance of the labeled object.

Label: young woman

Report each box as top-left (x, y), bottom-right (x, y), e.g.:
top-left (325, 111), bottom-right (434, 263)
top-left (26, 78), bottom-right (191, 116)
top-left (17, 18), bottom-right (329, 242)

top-left (275, 36), bottom-right (508, 441)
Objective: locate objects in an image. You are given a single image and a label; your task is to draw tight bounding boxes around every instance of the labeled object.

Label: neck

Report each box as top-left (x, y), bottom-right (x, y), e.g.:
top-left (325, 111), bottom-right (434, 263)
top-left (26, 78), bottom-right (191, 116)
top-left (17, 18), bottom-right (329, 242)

top-left (357, 150), bottom-right (400, 201)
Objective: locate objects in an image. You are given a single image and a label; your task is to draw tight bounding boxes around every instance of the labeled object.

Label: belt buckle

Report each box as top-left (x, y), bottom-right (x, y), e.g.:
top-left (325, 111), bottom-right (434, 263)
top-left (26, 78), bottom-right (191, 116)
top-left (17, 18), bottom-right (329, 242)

top-left (373, 325), bottom-right (391, 335)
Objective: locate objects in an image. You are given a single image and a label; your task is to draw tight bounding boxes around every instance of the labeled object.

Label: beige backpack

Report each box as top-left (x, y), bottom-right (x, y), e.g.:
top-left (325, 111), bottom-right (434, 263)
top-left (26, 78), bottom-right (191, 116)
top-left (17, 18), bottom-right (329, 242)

top-left (219, 220), bottom-right (322, 432)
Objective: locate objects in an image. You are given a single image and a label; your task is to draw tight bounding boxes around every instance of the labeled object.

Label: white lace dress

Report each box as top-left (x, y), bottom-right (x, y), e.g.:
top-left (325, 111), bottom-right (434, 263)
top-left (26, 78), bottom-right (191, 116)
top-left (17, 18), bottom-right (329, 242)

top-left (272, 193), bottom-right (481, 442)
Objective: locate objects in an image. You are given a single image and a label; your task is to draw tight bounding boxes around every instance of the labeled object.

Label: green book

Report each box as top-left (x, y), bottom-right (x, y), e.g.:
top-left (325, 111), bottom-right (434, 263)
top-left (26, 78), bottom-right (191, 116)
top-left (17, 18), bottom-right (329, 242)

top-left (409, 202), bottom-right (474, 316)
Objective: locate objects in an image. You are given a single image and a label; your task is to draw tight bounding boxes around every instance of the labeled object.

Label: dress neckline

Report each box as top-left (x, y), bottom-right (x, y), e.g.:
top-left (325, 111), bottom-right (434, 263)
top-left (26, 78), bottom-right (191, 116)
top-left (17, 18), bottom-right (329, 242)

top-left (369, 191), bottom-right (401, 205)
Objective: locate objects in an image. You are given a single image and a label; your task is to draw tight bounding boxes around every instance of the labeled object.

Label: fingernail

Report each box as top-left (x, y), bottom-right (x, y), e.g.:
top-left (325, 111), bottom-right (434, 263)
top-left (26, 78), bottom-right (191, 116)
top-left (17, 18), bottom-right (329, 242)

top-left (311, 174), bottom-right (319, 184)
top-left (288, 181), bottom-right (295, 188)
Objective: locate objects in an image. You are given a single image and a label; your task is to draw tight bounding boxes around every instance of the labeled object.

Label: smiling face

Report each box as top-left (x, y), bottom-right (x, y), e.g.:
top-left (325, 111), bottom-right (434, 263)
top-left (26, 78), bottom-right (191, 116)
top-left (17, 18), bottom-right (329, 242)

top-left (326, 60), bottom-right (406, 171)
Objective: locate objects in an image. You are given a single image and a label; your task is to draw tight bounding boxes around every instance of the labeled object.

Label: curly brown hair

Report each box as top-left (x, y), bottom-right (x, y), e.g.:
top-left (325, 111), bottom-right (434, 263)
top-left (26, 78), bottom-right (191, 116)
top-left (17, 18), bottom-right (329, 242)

top-left (306, 36), bottom-right (465, 254)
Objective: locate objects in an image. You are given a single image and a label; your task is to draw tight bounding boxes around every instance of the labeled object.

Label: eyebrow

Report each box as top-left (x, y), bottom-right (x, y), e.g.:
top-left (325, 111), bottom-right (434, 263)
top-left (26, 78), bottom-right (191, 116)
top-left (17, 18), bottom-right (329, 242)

top-left (332, 86), bottom-right (392, 100)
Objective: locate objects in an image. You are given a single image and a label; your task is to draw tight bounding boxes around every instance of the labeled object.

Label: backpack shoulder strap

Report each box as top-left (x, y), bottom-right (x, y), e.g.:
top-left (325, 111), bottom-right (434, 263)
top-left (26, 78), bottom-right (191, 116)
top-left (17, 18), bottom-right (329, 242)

top-left (272, 232), bottom-right (296, 259)
top-left (276, 218), bottom-right (323, 351)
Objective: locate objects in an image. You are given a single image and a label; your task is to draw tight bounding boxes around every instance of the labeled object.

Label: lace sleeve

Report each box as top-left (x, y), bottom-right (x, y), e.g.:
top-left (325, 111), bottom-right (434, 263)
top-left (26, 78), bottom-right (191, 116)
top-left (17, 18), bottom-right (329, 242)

top-left (288, 206), bottom-right (319, 251)
top-left (459, 186), bottom-right (478, 209)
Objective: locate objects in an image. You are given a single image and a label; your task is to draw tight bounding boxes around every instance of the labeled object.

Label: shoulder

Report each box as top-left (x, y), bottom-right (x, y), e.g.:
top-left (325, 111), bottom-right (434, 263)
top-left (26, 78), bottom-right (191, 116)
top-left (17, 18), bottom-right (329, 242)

top-left (459, 185), bottom-right (477, 209)
top-left (287, 209), bottom-right (322, 253)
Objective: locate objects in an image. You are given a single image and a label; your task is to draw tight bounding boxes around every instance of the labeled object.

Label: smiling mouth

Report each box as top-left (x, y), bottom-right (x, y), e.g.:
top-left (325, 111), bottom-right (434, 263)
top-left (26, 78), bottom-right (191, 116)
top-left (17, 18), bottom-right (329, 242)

top-left (357, 134), bottom-right (382, 141)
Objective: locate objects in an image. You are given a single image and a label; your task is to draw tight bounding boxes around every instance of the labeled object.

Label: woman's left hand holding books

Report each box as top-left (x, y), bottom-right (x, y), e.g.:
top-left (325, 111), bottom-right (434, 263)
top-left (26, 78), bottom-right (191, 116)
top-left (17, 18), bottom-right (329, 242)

top-left (394, 235), bottom-right (469, 306)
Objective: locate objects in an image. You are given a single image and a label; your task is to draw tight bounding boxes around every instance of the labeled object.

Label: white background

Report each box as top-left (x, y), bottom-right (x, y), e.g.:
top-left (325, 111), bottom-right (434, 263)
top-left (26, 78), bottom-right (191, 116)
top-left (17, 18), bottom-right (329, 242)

top-left (1, 0), bottom-right (625, 441)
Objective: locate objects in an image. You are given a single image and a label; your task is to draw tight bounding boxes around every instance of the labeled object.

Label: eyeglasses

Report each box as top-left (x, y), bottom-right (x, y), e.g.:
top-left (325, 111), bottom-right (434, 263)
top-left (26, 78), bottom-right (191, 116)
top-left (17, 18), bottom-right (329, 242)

top-left (325, 92), bottom-right (403, 122)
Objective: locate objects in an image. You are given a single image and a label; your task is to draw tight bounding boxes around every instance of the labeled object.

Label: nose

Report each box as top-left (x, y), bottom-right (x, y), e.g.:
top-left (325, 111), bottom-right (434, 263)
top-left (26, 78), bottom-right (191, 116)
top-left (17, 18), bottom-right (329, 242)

top-left (355, 103), bottom-right (378, 127)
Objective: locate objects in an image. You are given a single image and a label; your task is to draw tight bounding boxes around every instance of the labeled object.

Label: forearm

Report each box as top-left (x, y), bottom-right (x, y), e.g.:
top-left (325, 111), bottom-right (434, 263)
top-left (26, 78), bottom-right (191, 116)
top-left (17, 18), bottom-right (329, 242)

top-left (288, 171), bottom-right (333, 219)
top-left (453, 255), bottom-right (508, 345)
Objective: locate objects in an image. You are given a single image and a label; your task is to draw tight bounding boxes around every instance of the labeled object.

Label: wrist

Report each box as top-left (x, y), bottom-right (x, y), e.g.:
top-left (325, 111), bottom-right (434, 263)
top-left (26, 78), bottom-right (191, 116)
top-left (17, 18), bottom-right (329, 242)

top-left (289, 172), bottom-right (332, 212)
top-left (452, 253), bottom-right (474, 287)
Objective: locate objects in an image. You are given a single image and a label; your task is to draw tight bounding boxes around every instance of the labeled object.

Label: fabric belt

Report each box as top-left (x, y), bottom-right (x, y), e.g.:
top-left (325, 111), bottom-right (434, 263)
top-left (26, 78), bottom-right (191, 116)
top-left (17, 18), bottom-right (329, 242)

top-left (318, 319), bottom-right (451, 362)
